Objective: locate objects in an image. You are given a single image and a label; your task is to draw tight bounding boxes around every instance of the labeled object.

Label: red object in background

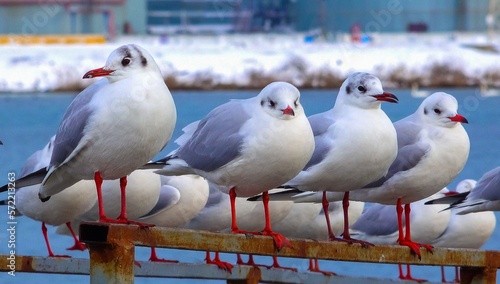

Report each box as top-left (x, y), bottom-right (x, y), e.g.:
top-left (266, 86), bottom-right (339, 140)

top-left (351, 24), bottom-right (361, 43)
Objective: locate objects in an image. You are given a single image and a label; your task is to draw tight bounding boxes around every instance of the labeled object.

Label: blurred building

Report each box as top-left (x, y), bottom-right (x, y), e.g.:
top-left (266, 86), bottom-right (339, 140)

top-left (0, 0), bottom-right (496, 36)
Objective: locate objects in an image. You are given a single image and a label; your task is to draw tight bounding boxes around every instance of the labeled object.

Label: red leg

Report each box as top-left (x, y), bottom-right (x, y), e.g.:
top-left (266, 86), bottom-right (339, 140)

top-left (322, 191), bottom-right (352, 244)
top-left (42, 222), bottom-right (70, 258)
top-left (205, 251), bottom-right (233, 272)
top-left (396, 198), bottom-right (405, 242)
top-left (340, 192), bottom-right (373, 247)
top-left (65, 222), bottom-right (86, 251)
top-left (117, 176), bottom-right (128, 220)
top-left (453, 266), bottom-right (460, 283)
top-left (441, 266), bottom-right (447, 283)
top-left (95, 173), bottom-right (154, 227)
top-left (230, 188), bottom-right (290, 250)
top-left (149, 247), bottom-right (178, 263)
top-left (264, 256), bottom-right (297, 272)
top-left (398, 264), bottom-right (405, 280)
top-left (95, 171), bottom-right (107, 221)
top-left (322, 191), bottom-right (335, 240)
top-left (260, 191), bottom-right (292, 250)
top-left (402, 264), bottom-right (427, 282)
top-left (308, 258), bottom-right (336, 275)
top-left (398, 203), bottom-right (433, 258)
top-left (230, 187), bottom-right (249, 234)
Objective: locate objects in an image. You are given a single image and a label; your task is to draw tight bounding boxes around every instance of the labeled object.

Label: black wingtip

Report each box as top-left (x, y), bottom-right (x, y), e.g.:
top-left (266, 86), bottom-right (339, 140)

top-left (247, 195), bottom-right (261, 201)
top-left (39, 193), bottom-right (51, 202)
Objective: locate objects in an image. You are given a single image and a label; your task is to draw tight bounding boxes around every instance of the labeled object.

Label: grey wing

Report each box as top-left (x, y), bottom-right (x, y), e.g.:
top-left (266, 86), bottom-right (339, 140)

top-left (303, 112), bottom-right (334, 170)
top-left (49, 79), bottom-right (106, 168)
top-left (139, 184), bottom-right (181, 218)
top-left (20, 135), bottom-right (56, 178)
top-left (174, 120), bottom-right (200, 147)
top-left (350, 204), bottom-right (399, 236)
top-left (363, 132), bottom-right (429, 188)
top-left (468, 167), bottom-right (500, 201)
top-left (176, 101), bottom-right (250, 172)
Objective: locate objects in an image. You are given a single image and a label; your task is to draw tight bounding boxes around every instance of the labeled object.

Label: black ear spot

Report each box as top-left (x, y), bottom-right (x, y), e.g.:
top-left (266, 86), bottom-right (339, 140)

top-left (140, 55), bottom-right (147, 67)
top-left (424, 108), bottom-right (428, 115)
top-left (346, 85), bottom-right (351, 94)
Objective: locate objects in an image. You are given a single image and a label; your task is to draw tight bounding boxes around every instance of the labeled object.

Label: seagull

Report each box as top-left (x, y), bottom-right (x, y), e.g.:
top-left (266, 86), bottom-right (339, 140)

top-left (37, 44), bottom-right (177, 225)
top-left (149, 81), bottom-right (315, 250)
top-left (2, 136), bottom-right (96, 257)
top-left (426, 166), bottom-right (500, 213)
top-left (259, 72), bottom-right (399, 245)
top-left (302, 92), bottom-right (470, 257)
top-left (429, 179), bottom-right (496, 283)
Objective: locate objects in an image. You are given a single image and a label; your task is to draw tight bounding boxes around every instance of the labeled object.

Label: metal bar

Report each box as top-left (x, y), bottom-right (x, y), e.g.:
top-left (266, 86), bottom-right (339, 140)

top-left (80, 222), bottom-right (500, 268)
top-left (0, 255), bottom-right (435, 283)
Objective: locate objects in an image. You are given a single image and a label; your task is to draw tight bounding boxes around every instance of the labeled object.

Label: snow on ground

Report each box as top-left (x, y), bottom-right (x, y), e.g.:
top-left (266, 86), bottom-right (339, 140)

top-left (1, 33), bottom-right (500, 92)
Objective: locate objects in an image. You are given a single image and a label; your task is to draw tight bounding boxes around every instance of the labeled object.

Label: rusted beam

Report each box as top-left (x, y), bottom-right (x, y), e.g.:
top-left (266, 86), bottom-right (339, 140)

top-left (0, 255), bottom-right (430, 283)
top-left (87, 242), bottom-right (135, 283)
top-left (79, 222), bottom-right (500, 269)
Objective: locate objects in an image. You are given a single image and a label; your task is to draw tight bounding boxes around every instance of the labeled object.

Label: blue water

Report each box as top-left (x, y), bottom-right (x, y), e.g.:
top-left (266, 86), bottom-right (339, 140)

top-left (0, 88), bottom-right (499, 283)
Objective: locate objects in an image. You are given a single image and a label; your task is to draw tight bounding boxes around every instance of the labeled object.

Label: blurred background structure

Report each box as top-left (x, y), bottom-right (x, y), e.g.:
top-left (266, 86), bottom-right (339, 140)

top-left (0, 0), bottom-right (498, 39)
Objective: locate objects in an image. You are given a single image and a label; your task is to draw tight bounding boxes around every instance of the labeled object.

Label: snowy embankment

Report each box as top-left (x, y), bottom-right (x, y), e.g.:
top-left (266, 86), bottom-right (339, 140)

top-left (1, 33), bottom-right (499, 92)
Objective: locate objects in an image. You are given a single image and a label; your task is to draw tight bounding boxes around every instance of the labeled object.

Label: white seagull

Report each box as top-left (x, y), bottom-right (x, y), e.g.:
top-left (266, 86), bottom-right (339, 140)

top-left (3, 137), bottom-right (96, 257)
top-left (37, 44), bottom-right (177, 225)
top-left (300, 92), bottom-right (470, 257)
top-left (429, 179), bottom-right (496, 283)
top-left (150, 81), bottom-right (315, 250)
top-left (264, 72), bottom-right (398, 245)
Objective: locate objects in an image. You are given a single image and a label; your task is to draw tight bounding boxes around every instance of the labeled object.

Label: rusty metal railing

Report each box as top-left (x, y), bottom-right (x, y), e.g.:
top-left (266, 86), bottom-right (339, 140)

top-left (2, 222), bottom-right (500, 283)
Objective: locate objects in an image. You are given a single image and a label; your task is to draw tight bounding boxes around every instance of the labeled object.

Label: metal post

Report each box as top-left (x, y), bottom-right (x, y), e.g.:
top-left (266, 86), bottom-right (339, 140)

top-left (460, 266), bottom-right (497, 284)
top-left (83, 223), bottom-right (135, 284)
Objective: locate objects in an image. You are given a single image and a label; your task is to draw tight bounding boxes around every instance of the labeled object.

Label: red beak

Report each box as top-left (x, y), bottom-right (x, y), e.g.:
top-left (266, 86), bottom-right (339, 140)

top-left (83, 67), bottom-right (114, 79)
top-left (449, 114), bottom-right (468, 124)
top-left (281, 105), bottom-right (295, 116)
top-left (371, 92), bottom-right (399, 103)
top-left (444, 191), bottom-right (459, 196)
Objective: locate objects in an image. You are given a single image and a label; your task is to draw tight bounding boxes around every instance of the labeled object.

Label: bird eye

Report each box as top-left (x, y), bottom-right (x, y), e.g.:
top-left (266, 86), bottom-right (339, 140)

top-left (269, 100), bottom-right (276, 108)
top-left (121, 57), bottom-right (131, 66)
top-left (294, 99), bottom-right (299, 107)
top-left (433, 108), bottom-right (441, 114)
top-left (357, 86), bottom-right (366, 92)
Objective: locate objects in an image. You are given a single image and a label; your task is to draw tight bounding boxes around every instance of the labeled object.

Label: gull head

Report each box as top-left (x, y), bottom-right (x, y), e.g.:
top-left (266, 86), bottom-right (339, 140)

top-left (258, 81), bottom-right (304, 120)
top-left (82, 44), bottom-right (160, 82)
top-left (338, 72), bottom-right (398, 109)
top-left (418, 92), bottom-right (468, 127)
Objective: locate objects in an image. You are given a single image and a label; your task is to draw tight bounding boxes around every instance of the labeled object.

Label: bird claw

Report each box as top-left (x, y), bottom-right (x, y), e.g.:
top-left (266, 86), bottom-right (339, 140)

top-left (332, 235), bottom-right (374, 248)
top-left (99, 217), bottom-right (155, 228)
top-left (261, 230), bottom-right (292, 251)
top-left (399, 240), bottom-right (433, 259)
top-left (66, 241), bottom-right (87, 251)
top-left (149, 256), bottom-right (179, 263)
top-left (206, 258), bottom-right (233, 272)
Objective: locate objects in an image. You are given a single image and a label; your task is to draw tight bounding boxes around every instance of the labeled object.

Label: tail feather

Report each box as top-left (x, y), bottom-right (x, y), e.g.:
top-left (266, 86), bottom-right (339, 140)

top-left (154, 158), bottom-right (196, 176)
top-left (247, 187), bottom-right (303, 202)
top-left (0, 168), bottom-right (47, 193)
top-left (424, 191), bottom-right (469, 205)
